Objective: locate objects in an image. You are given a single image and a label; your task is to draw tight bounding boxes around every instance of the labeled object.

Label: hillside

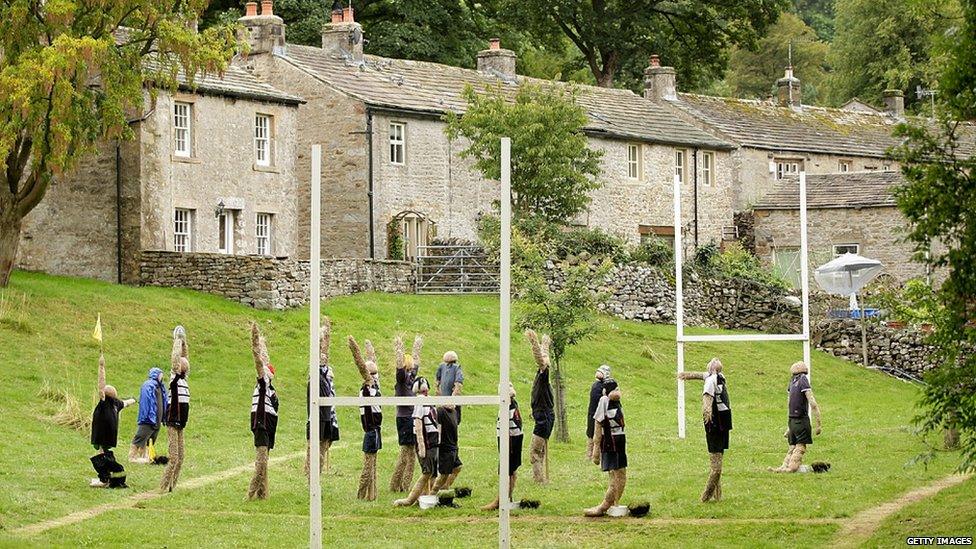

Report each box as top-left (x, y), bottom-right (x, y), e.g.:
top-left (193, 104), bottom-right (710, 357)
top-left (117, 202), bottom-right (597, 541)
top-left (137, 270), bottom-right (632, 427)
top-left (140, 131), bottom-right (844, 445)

top-left (0, 271), bottom-right (969, 548)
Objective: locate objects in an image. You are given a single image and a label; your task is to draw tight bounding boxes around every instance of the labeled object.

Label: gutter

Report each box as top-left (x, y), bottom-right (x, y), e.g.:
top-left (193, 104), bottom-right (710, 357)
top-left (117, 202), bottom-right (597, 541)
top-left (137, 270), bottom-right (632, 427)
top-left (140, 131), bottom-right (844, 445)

top-left (115, 143), bottom-right (123, 284)
top-left (693, 147), bottom-right (699, 249)
top-left (366, 106), bottom-right (375, 259)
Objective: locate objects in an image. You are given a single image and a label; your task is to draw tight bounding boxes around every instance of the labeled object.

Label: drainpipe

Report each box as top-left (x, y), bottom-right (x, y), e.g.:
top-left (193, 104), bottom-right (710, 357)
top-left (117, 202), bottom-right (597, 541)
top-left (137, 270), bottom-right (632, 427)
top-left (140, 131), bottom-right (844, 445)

top-left (693, 147), bottom-right (699, 249)
top-left (366, 107), bottom-right (375, 259)
top-left (115, 142), bottom-right (123, 284)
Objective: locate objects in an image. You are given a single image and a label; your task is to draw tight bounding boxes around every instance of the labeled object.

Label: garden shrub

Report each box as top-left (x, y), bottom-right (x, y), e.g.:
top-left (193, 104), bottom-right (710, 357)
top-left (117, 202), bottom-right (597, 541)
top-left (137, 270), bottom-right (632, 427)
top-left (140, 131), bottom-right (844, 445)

top-left (629, 238), bottom-right (674, 267)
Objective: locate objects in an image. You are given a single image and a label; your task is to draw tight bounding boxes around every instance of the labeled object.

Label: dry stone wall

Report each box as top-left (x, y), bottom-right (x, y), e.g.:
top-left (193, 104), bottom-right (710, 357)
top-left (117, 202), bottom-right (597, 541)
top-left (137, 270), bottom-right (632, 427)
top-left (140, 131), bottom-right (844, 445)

top-left (814, 319), bottom-right (939, 378)
top-left (140, 251), bottom-right (414, 309)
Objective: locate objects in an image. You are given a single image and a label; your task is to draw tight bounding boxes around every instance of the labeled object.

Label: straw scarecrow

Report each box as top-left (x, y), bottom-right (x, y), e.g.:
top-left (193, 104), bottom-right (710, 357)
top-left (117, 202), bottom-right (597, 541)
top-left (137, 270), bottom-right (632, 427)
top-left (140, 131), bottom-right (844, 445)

top-left (390, 335), bottom-right (423, 492)
top-left (349, 335), bottom-right (382, 501)
top-left (90, 353), bottom-right (136, 488)
top-left (306, 318), bottom-right (340, 477)
top-left (393, 374), bottom-right (439, 507)
top-left (678, 357), bottom-right (732, 502)
top-left (482, 382), bottom-right (523, 511)
top-left (585, 384), bottom-right (627, 517)
top-left (247, 322), bottom-right (279, 500)
top-left (160, 326), bottom-right (190, 492)
top-left (769, 361), bottom-right (823, 473)
top-left (525, 329), bottom-right (554, 484)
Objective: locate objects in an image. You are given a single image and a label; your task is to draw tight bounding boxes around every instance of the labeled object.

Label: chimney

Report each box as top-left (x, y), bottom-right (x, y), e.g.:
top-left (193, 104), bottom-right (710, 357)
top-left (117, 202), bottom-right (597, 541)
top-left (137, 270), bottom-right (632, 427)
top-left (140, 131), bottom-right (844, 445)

top-left (476, 38), bottom-right (516, 80)
top-left (643, 55), bottom-right (677, 101)
top-left (776, 66), bottom-right (802, 108)
top-left (883, 89), bottom-right (905, 118)
top-left (238, 0), bottom-right (285, 56)
top-left (321, 2), bottom-right (364, 63)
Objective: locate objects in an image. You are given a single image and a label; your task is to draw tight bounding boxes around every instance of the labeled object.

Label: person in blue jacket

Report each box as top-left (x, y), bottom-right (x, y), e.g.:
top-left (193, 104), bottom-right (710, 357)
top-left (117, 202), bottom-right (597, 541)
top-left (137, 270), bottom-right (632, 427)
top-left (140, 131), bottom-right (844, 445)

top-left (129, 366), bottom-right (167, 463)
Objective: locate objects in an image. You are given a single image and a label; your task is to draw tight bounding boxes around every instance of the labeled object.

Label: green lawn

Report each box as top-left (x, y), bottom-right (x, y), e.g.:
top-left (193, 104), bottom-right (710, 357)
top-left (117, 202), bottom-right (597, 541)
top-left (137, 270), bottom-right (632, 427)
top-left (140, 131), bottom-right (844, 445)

top-left (0, 271), bottom-right (971, 548)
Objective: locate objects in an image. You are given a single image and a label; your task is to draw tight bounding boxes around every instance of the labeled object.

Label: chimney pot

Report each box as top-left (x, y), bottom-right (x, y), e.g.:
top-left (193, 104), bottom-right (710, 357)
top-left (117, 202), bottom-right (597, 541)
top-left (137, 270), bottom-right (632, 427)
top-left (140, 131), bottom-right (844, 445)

top-left (650, 54), bottom-right (660, 68)
top-left (331, 9), bottom-right (343, 23)
top-left (489, 38), bottom-right (501, 50)
top-left (261, 0), bottom-right (273, 16)
top-left (342, 6), bottom-right (355, 23)
top-left (245, 2), bottom-right (258, 17)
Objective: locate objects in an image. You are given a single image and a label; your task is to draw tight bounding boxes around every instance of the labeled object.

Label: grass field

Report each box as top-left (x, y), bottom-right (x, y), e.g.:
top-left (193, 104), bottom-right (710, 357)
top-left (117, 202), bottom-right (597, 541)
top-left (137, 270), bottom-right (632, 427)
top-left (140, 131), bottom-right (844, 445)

top-left (0, 271), bottom-right (972, 548)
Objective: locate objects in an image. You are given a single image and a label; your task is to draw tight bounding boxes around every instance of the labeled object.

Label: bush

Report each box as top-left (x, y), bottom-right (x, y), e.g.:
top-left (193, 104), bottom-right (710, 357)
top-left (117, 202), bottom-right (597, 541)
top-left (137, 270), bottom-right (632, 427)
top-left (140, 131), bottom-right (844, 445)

top-left (872, 278), bottom-right (941, 325)
top-left (696, 241), bottom-right (789, 290)
top-left (629, 238), bottom-right (674, 267)
top-left (551, 227), bottom-right (627, 262)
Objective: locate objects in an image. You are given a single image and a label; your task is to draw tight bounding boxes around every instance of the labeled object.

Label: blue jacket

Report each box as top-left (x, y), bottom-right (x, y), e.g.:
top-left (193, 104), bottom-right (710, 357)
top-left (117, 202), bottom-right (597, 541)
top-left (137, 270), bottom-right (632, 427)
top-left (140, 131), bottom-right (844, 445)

top-left (137, 367), bottom-right (167, 426)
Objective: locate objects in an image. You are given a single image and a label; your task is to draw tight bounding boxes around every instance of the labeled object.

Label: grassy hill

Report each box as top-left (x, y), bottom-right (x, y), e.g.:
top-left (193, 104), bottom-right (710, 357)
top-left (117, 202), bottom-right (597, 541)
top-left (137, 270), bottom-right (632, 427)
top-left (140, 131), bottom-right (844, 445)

top-left (0, 271), bottom-right (970, 547)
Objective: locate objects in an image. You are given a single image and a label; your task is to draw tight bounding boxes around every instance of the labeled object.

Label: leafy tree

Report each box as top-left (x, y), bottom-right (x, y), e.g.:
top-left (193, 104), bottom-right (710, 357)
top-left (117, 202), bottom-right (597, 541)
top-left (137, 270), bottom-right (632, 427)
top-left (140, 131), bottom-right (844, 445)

top-left (890, 0), bottom-right (976, 472)
top-left (726, 13), bottom-right (830, 105)
top-left (828, 0), bottom-right (960, 109)
top-left (506, 0), bottom-right (785, 89)
top-left (793, 0), bottom-right (836, 40)
top-left (0, 0), bottom-right (239, 287)
top-left (445, 83), bottom-right (603, 223)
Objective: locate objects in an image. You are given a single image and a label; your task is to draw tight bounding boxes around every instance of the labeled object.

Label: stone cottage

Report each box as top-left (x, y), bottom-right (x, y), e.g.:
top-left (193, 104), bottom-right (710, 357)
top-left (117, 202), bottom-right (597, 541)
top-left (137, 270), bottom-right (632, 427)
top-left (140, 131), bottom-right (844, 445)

top-left (752, 171), bottom-right (929, 285)
top-left (16, 62), bottom-right (303, 283)
top-left (237, 2), bottom-right (737, 262)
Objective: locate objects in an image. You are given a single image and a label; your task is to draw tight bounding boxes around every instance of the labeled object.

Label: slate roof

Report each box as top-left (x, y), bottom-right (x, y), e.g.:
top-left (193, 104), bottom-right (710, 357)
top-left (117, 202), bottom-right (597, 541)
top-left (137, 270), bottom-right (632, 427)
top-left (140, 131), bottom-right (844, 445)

top-left (279, 45), bottom-right (732, 149)
top-left (145, 58), bottom-right (303, 105)
top-left (753, 171), bottom-right (903, 210)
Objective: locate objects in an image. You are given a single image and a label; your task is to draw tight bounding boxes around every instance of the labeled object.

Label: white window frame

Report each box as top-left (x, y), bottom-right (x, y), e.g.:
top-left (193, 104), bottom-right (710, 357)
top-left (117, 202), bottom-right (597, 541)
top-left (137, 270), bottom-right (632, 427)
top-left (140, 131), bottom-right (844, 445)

top-left (173, 102), bottom-right (192, 157)
top-left (775, 159), bottom-right (801, 180)
top-left (255, 114), bottom-right (273, 167)
top-left (174, 209), bottom-right (193, 252)
top-left (701, 151), bottom-right (714, 186)
top-left (389, 122), bottom-right (405, 165)
top-left (218, 210), bottom-right (235, 255)
top-left (675, 149), bottom-right (686, 184)
top-left (627, 143), bottom-right (641, 180)
top-left (256, 213), bottom-right (273, 256)
top-left (833, 243), bottom-right (860, 257)
top-left (839, 160), bottom-right (852, 172)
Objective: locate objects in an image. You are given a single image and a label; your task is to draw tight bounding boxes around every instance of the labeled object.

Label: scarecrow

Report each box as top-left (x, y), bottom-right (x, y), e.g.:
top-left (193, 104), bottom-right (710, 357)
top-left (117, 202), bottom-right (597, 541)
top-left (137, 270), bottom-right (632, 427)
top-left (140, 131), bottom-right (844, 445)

top-left (129, 364), bottom-right (167, 464)
top-left (349, 335), bottom-right (382, 501)
top-left (393, 375), bottom-right (439, 507)
top-left (585, 385), bottom-right (627, 517)
top-left (431, 403), bottom-right (462, 492)
top-left (482, 382), bottom-right (523, 511)
top-left (390, 335), bottom-right (423, 492)
top-left (160, 326), bottom-right (191, 492)
top-left (435, 350), bottom-right (464, 423)
top-left (587, 365), bottom-right (616, 459)
top-left (306, 318), bottom-right (340, 478)
top-left (90, 353), bottom-right (136, 488)
top-left (247, 322), bottom-right (279, 500)
top-left (525, 329), bottom-right (554, 484)
top-left (770, 361), bottom-right (823, 473)
top-left (678, 357), bottom-right (732, 502)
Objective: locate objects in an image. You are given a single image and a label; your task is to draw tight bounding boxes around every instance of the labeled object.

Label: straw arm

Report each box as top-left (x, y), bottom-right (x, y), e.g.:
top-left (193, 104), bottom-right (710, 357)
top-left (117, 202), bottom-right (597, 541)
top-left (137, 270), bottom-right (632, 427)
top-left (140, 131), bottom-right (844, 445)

top-left (347, 336), bottom-right (370, 382)
top-left (364, 339), bottom-right (376, 365)
top-left (808, 391), bottom-right (822, 434)
top-left (250, 322), bottom-right (264, 377)
top-left (414, 416), bottom-right (425, 457)
top-left (319, 317), bottom-right (331, 366)
top-left (678, 371), bottom-right (707, 381)
top-left (394, 336), bottom-right (405, 371)
top-left (702, 394), bottom-right (713, 424)
top-left (412, 335), bottom-right (423, 371)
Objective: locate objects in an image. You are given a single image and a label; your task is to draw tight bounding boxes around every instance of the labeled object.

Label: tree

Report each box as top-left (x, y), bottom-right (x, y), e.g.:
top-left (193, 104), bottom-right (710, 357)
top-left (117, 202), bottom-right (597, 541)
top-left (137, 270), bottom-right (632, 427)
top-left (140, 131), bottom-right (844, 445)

top-left (0, 1), bottom-right (239, 287)
top-left (445, 83), bottom-right (603, 223)
top-left (507, 0), bottom-right (785, 89)
top-left (890, 0), bottom-right (976, 472)
top-left (828, 0), bottom-right (960, 109)
top-left (793, 0), bottom-right (836, 40)
top-left (726, 13), bottom-right (830, 105)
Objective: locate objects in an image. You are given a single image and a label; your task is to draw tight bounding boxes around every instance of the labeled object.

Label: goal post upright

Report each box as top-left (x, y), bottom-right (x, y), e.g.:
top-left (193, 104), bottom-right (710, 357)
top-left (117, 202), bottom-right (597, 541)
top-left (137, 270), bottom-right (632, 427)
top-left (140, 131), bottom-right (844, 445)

top-left (498, 137), bottom-right (512, 549)
top-left (799, 171), bottom-right (812, 379)
top-left (673, 174), bottom-right (686, 439)
top-left (309, 145), bottom-right (322, 549)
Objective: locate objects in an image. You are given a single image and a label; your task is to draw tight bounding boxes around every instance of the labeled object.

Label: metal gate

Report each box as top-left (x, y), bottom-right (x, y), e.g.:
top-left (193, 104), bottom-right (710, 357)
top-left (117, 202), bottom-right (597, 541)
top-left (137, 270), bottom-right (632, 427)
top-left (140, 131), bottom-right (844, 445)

top-left (416, 245), bottom-right (500, 294)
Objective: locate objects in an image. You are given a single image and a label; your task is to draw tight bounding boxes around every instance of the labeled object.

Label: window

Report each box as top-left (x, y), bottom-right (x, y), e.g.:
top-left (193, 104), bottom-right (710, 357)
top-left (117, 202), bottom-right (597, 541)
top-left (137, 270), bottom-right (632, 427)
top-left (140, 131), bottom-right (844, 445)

top-left (773, 247), bottom-right (801, 289)
top-left (701, 151), bottom-right (714, 186)
top-left (839, 160), bottom-right (852, 172)
top-left (218, 210), bottom-right (235, 254)
top-left (775, 159), bottom-right (801, 180)
top-left (396, 212), bottom-right (432, 260)
top-left (256, 213), bottom-right (272, 256)
top-left (174, 209), bottom-right (193, 252)
top-left (389, 122), bottom-right (405, 165)
top-left (833, 243), bottom-right (860, 257)
top-left (864, 165), bottom-right (878, 171)
top-left (638, 225), bottom-right (676, 251)
top-left (255, 114), bottom-right (273, 166)
top-left (882, 164), bottom-right (892, 171)
top-left (675, 149), bottom-right (686, 183)
top-left (627, 144), bottom-right (641, 180)
top-left (173, 102), bottom-right (192, 157)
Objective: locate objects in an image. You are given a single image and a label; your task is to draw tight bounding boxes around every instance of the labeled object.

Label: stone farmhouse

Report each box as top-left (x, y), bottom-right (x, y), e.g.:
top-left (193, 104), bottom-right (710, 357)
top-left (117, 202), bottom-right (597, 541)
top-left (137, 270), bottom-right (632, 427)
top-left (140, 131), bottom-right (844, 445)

top-left (17, 62), bottom-right (303, 283)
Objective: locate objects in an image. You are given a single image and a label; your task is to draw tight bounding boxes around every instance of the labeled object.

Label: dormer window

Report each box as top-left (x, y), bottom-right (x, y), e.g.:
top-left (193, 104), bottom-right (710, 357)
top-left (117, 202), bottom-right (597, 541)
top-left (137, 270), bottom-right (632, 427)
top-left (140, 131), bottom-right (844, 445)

top-left (775, 159), bottom-right (802, 179)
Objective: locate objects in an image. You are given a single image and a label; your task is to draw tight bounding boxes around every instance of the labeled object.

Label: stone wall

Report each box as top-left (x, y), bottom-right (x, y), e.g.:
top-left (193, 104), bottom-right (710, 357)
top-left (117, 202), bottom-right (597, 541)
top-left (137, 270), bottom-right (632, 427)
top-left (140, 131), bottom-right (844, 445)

top-left (549, 261), bottom-right (802, 331)
top-left (814, 319), bottom-right (938, 378)
top-left (139, 251), bottom-right (414, 309)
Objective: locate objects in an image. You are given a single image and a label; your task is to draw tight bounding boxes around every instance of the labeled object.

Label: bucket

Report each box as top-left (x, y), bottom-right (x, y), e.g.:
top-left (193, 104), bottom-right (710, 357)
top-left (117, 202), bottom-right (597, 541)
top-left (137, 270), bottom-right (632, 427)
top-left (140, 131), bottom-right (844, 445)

top-left (418, 495), bottom-right (439, 510)
top-left (607, 505), bottom-right (629, 518)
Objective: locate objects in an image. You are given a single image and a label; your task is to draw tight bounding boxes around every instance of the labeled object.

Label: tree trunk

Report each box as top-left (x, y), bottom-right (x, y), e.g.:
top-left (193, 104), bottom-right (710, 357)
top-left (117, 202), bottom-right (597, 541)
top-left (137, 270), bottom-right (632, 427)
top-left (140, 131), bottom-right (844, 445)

top-left (0, 197), bottom-right (23, 287)
top-left (553, 358), bottom-right (570, 443)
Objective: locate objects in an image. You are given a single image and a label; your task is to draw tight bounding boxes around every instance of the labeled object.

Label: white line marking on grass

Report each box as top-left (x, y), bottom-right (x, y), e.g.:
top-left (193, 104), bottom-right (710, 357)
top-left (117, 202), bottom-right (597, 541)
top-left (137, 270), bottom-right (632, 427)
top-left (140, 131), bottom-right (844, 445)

top-left (11, 451), bottom-right (303, 537)
top-left (832, 473), bottom-right (972, 548)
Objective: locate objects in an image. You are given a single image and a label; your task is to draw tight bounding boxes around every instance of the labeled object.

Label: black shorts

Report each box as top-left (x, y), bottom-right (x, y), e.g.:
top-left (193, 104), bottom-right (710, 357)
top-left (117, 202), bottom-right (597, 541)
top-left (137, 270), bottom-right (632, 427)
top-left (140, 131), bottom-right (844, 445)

top-left (788, 417), bottom-right (813, 445)
top-left (253, 426), bottom-right (277, 450)
top-left (396, 416), bottom-right (417, 446)
top-left (532, 410), bottom-right (555, 439)
top-left (509, 434), bottom-right (523, 475)
top-left (600, 435), bottom-right (627, 471)
top-left (307, 419), bottom-right (340, 443)
top-left (705, 427), bottom-right (730, 453)
top-left (439, 448), bottom-right (462, 475)
top-left (363, 428), bottom-right (382, 453)
top-left (417, 446), bottom-right (438, 475)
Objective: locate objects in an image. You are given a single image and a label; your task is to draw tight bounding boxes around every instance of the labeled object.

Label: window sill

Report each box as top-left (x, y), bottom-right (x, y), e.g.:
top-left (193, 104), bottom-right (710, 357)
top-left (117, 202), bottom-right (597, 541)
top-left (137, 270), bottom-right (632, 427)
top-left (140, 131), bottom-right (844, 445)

top-left (253, 163), bottom-right (279, 173)
top-left (171, 154), bottom-right (201, 164)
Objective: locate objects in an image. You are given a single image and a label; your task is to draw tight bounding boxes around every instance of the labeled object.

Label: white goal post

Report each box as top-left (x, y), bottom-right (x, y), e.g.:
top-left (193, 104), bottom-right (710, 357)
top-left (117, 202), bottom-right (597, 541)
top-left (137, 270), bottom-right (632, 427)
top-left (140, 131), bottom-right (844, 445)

top-left (673, 172), bottom-right (812, 438)
top-left (308, 138), bottom-right (515, 548)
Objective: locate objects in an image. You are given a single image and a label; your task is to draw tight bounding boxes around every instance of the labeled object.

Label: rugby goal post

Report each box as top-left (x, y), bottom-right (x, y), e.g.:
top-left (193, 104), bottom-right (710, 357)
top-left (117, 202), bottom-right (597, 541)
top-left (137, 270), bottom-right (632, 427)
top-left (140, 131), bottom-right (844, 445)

top-left (308, 138), bottom-right (515, 548)
top-left (674, 172), bottom-right (812, 438)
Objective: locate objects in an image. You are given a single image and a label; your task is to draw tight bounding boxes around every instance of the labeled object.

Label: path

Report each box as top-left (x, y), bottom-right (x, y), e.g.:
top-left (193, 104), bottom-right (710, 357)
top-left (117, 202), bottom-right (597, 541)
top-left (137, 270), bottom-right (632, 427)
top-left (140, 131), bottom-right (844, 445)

top-left (10, 451), bottom-right (303, 538)
top-left (831, 473), bottom-right (972, 548)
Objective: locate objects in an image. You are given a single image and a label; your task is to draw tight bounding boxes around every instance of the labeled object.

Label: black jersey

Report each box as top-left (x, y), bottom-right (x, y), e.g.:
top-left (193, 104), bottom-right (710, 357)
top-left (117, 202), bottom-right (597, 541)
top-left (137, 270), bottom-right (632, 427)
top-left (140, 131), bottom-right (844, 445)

top-left (91, 397), bottom-right (126, 449)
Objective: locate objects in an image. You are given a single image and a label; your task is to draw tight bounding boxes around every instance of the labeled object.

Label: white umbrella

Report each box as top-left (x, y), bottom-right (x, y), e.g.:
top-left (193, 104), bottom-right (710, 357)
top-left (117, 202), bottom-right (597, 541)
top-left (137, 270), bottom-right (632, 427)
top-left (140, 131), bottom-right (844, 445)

top-left (814, 253), bottom-right (884, 369)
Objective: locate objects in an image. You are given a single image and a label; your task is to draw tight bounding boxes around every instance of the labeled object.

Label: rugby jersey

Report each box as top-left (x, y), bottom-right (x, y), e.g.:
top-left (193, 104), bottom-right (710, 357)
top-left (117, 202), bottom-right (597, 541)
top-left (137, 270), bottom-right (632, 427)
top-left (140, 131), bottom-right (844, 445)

top-left (165, 372), bottom-right (190, 428)
top-left (413, 403), bottom-right (440, 448)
